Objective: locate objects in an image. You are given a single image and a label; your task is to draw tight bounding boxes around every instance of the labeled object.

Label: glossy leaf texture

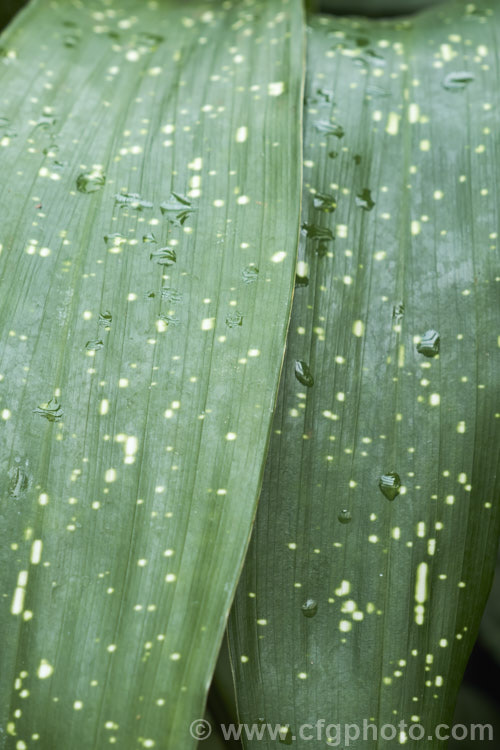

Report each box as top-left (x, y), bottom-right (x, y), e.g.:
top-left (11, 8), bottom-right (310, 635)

top-left (229, 3), bottom-right (500, 747)
top-left (0, 0), bottom-right (304, 747)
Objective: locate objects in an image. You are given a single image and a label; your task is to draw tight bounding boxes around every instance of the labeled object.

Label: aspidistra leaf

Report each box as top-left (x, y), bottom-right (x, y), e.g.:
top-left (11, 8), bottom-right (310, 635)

top-left (0, 0), bottom-right (304, 747)
top-left (229, 3), bottom-right (500, 747)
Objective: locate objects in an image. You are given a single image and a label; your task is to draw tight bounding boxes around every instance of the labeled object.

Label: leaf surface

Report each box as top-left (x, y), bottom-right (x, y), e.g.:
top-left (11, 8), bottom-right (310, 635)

top-left (0, 0), bottom-right (304, 747)
top-left (229, 4), bottom-right (500, 747)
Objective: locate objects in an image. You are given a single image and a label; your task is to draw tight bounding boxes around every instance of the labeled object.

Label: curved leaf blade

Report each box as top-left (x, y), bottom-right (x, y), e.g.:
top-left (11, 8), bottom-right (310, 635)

top-left (0, 0), bottom-right (304, 747)
top-left (229, 4), bottom-right (500, 747)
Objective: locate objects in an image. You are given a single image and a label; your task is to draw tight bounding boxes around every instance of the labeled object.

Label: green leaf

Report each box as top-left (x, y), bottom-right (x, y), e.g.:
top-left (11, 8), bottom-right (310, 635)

top-left (229, 3), bottom-right (500, 747)
top-left (0, 0), bottom-right (304, 747)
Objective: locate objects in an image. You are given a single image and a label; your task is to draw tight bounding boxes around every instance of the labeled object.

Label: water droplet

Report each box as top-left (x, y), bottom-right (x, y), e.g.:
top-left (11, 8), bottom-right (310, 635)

top-left (301, 599), bottom-right (318, 618)
top-left (104, 232), bottom-right (125, 244)
top-left (160, 193), bottom-right (195, 225)
top-left (63, 33), bottom-right (80, 48)
top-left (160, 193), bottom-right (192, 211)
top-left (313, 191), bottom-right (336, 213)
top-left (355, 189), bottom-right (375, 211)
top-left (378, 472), bottom-right (401, 501)
top-left (85, 339), bottom-right (104, 351)
top-left (295, 273), bottom-right (309, 288)
top-left (0, 115), bottom-right (16, 138)
top-left (33, 399), bottom-right (63, 423)
top-left (360, 49), bottom-right (386, 67)
top-left (306, 87), bottom-right (334, 105)
top-left (442, 71), bottom-right (475, 91)
top-left (225, 311), bottom-right (243, 328)
top-left (42, 143), bottom-right (59, 156)
top-left (35, 114), bottom-right (56, 130)
top-left (338, 509), bottom-right (352, 524)
top-left (77, 169), bottom-right (106, 194)
top-left (114, 192), bottom-right (153, 210)
top-left (392, 303), bottom-right (405, 321)
top-left (314, 120), bottom-right (344, 138)
top-left (150, 247), bottom-right (176, 266)
top-left (161, 287), bottom-right (183, 303)
top-left (158, 313), bottom-right (179, 327)
top-left (301, 223), bottom-right (334, 242)
top-left (8, 465), bottom-right (29, 498)
top-left (294, 360), bottom-right (314, 387)
top-left (242, 264), bottom-right (259, 284)
top-left (136, 32), bottom-right (164, 49)
top-left (416, 329), bottom-right (440, 357)
top-left (98, 311), bottom-right (112, 328)
top-left (142, 232), bottom-right (157, 243)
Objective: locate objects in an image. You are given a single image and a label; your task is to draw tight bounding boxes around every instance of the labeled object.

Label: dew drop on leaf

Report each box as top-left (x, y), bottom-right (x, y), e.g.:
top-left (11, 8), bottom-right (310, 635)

top-left (378, 472), bottom-right (401, 501)
top-left (242, 264), bottom-right (259, 284)
top-left (392, 303), bottom-right (405, 321)
top-left (114, 192), bottom-right (153, 210)
top-left (161, 287), bottom-right (183, 303)
top-left (314, 120), bottom-right (344, 138)
top-left (76, 169), bottom-right (106, 194)
top-left (313, 191), bottom-right (337, 213)
top-left (63, 33), bottom-right (80, 48)
top-left (136, 31), bottom-right (165, 49)
top-left (416, 329), bottom-right (440, 357)
top-left (33, 399), bottom-right (63, 423)
top-left (294, 360), bottom-right (314, 388)
top-left (301, 223), bottom-right (334, 241)
top-left (35, 114), bottom-right (56, 130)
top-left (160, 193), bottom-right (195, 225)
top-left (104, 232), bottom-right (125, 244)
top-left (8, 465), bottom-right (29, 498)
top-left (85, 339), bottom-right (104, 351)
top-left (158, 313), bottom-right (179, 327)
top-left (360, 49), bottom-right (386, 67)
top-left (150, 247), bottom-right (176, 266)
top-left (442, 71), bottom-right (475, 91)
top-left (355, 188), bottom-right (375, 211)
top-left (225, 311), bottom-right (243, 328)
top-left (338, 509), bottom-right (352, 524)
top-left (98, 311), bottom-right (112, 328)
top-left (301, 599), bottom-right (318, 618)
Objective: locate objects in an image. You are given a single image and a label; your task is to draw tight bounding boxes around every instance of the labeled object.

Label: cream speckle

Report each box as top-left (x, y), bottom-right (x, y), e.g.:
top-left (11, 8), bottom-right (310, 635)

top-left (37, 659), bottom-right (54, 679)
top-left (352, 320), bottom-right (364, 337)
top-left (201, 317), bottom-right (215, 331)
top-left (268, 81), bottom-right (285, 96)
